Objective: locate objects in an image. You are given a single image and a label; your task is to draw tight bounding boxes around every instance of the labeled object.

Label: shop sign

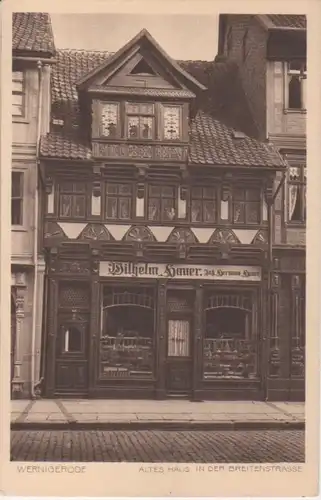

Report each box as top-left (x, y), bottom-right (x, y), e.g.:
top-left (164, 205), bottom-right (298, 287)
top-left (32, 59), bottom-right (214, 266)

top-left (100, 262), bottom-right (262, 281)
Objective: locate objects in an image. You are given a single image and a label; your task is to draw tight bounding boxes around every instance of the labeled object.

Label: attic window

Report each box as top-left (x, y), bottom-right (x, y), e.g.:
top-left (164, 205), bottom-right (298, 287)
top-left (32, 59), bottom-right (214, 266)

top-left (130, 59), bottom-right (156, 76)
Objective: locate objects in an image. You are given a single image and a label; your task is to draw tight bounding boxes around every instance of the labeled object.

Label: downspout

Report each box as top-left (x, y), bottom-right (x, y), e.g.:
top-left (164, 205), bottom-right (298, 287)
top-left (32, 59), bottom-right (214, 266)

top-left (31, 60), bottom-right (43, 399)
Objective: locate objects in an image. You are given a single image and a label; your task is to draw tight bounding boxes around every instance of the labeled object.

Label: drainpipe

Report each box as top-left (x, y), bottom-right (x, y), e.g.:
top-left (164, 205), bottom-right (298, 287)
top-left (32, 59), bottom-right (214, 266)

top-left (30, 60), bottom-right (43, 399)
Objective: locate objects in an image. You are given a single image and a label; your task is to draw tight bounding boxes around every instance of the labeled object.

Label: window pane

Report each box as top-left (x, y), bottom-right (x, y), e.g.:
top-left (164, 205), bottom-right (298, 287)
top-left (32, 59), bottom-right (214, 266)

top-left (289, 75), bottom-right (302, 109)
top-left (12, 172), bottom-right (23, 197)
top-left (128, 116), bottom-right (139, 138)
top-left (163, 106), bottom-right (181, 140)
top-left (119, 198), bottom-right (131, 219)
top-left (162, 198), bottom-right (175, 220)
top-left (234, 189), bottom-right (245, 201)
top-left (203, 201), bottom-right (216, 222)
top-left (167, 320), bottom-right (190, 357)
top-left (148, 198), bottom-right (160, 220)
top-left (106, 184), bottom-right (118, 195)
top-left (191, 200), bottom-right (202, 222)
top-left (140, 116), bottom-right (153, 139)
top-left (73, 182), bottom-right (86, 193)
top-left (106, 197), bottom-right (118, 218)
top-left (246, 203), bottom-right (260, 223)
top-left (11, 199), bottom-right (22, 225)
top-left (73, 195), bottom-right (86, 217)
top-left (149, 185), bottom-right (161, 197)
top-left (203, 187), bottom-right (216, 199)
top-left (191, 187), bottom-right (202, 199)
top-left (101, 103), bottom-right (118, 137)
top-left (118, 184), bottom-right (132, 196)
top-left (162, 186), bottom-right (175, 197)
top-left (59, 195), bottom-right (72, 217)
top-left (233, 202), bottom-right (245, 223)
top-left (247, 189), bottom-right (260, 201)
top-left (60, 182), bottom-right (73, 193)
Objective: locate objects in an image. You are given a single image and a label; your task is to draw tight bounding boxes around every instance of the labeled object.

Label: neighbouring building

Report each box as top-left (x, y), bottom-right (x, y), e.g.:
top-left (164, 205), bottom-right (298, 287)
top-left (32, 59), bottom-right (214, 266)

top-left (217, 14), bottom-right (306, 400)
top-left (11, 13), bottom-right (55, 398)
top-left (38, 28), bottom-right (290, 401)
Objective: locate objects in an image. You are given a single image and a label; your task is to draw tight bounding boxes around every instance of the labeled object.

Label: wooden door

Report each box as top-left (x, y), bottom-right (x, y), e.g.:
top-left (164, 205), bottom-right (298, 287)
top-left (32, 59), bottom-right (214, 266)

top-left (165, 315), bottom-right (193, 395)
top-left (55, 314), bottom-right (89, 395)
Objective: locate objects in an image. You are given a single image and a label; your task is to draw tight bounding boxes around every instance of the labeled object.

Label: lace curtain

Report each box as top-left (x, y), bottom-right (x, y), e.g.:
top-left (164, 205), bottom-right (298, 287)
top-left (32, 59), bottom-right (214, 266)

top-left (168, 320), bottom-right (190, 357)
top-left (288, 184), bottom-right (298, 221)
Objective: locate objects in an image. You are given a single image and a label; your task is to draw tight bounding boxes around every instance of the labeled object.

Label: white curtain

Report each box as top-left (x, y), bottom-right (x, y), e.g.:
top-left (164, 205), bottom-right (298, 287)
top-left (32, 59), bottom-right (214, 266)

top-left (168, 320), bottom-right (190, 357)
top-left (288, 184), bottom-right (298, 221)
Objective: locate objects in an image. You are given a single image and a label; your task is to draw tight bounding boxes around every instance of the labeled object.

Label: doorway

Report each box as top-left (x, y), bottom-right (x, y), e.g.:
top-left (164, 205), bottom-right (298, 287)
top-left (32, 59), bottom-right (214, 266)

top-left (165, 290), bottom-right (194, 396)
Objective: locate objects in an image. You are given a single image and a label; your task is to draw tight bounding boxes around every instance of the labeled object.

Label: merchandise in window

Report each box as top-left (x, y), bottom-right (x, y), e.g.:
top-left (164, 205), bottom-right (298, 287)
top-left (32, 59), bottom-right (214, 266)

top-left (105, 183), bottom-right (132, 220)
top-left (11, 172), bottom-right (24, 225)
top-left (191, 186), bottom-right (217, 223)
top-left (59, 182), bottom-right (87, 218)
top-left (148, 185), bottom-right (176, 222)
top-left (12, 71), bottom-right (24, 117)
top-left (288, 166), bottom-right (306, 223)
top-left (232, 187), bottom-right (261, 224)
top-left (126, 102), bottom-right (155, 140)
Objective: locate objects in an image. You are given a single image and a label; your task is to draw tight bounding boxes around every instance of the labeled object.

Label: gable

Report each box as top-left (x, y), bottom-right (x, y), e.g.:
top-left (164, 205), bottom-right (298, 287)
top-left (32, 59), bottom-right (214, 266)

top-left (102, 51), bottom-right (182, 90)
top-left (76, 29), bottom-right (206, 95)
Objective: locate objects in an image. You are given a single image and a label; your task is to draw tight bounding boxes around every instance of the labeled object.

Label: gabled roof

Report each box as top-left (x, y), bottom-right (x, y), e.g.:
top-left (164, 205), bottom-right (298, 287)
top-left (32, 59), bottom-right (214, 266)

top-left (40, 49), bottom-right (285, 168)
top-left (76, 29), bottom-right (206, 92)
top-left (12, 12), bottom-right (55, 56)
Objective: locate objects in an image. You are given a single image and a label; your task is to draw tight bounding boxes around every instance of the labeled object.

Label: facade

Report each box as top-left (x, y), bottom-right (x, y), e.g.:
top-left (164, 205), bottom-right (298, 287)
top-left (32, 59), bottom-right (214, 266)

top-left (11, 13), bottom-right (55, 397)
top-left (37, 28), bottom-right (291, 401)
top-left (218, 14), bottom-right (306, 400)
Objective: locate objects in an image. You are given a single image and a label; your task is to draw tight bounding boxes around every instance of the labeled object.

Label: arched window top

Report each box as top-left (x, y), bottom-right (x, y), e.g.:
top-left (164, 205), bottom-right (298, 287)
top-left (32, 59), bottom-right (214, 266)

top-left (205, 293), bottom-right (252, 312)
top-left (103, 290), bottom-right (154, 309)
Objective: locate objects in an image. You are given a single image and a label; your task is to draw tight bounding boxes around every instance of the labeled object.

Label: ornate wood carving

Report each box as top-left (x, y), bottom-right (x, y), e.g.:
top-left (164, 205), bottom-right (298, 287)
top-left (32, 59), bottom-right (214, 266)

top-left (57, 261), bottom-right (91, 275)
top-left (209, 229), bottom-right (240, 245)
top-left (44, 222), bottom-right (67, 239)
top-left (252, 230), bottom-right (268, 245)
top-left (78, 224), bottom-right (113, 241)
top-left (124, 225), bottom-right (155, 241)
top-left (93, 142), bottom-right (188, 162)
top-left (167, 227), bottom-right (197, 243)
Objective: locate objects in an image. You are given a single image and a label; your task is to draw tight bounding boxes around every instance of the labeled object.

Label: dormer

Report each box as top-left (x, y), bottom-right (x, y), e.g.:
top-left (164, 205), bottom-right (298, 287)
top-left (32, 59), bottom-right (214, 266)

top-left (75, 29), bottom-right (206, 162)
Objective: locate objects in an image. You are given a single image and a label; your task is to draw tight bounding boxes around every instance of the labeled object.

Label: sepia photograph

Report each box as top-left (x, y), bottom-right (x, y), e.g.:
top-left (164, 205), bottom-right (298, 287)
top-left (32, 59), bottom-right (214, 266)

top-left (1, 1), bottom-right (320, 497)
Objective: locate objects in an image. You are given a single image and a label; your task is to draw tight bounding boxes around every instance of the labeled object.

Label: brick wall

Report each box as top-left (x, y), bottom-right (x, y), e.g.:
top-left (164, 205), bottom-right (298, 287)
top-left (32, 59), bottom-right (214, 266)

top-left (222, 15), bottom-right (268, 141)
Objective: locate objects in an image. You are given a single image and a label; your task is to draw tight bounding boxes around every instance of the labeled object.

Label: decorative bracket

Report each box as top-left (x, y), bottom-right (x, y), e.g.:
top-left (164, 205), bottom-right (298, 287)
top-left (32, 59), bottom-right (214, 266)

top-left (45, 176), bottom-right (53, 194)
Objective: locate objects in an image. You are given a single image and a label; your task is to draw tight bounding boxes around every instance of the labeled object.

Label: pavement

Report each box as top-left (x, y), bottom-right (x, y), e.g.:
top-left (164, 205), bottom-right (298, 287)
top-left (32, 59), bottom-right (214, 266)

top-left (11, 399), bottom-right (305, 430)
top-left (10, 429), bottom-right (305, 462)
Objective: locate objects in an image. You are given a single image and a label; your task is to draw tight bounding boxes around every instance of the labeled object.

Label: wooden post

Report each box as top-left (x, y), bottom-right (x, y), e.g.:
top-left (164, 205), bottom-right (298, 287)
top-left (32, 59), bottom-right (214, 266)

top-left (192, 284), bottom-right (203, 401)
top-left (88, 249), bottom-right (100, 394)
top-left (155, 279), bottom-right (167, 399)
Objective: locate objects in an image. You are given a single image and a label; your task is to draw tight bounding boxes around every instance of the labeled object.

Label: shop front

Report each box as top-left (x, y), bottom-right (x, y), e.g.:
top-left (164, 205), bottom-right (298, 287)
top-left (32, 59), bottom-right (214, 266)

top-left (44, 253), bottom-right (266, 400)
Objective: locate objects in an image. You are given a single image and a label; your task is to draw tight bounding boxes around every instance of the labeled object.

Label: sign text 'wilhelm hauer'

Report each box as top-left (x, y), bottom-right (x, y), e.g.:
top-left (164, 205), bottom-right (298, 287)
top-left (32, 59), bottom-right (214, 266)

top-left (99, 262), bottom-right (262, 281)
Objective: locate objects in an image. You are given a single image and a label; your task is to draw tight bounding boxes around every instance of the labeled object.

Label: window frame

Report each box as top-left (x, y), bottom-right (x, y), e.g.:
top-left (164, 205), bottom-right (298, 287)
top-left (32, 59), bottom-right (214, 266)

top-left (284, 60), bottom-right (307, 112)
top-left (125, 102), bottom-right (156, 141)
top-left (57, 180), bottom-right (88, 220)
top-left (12, 70), bottom-right (26, 119)
top-left (189, 185), bottom-right (219, 224)
top-left (286, 163), bottom-right (306, 226)
top-left (231, 186), bottom-right (263, 225)
top-left (104, 181), bottom-right (135, 221)
top-left (146, 183), bottom-right (178, 223)
top-left (11, 171), bottom-right (24, 228)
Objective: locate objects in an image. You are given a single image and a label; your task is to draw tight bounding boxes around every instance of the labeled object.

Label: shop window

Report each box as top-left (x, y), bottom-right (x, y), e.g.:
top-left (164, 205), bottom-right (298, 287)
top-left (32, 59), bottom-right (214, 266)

top-left (286, 60), bottom-right (307, 111)
top-left (190, 186), bottom-right (217, 223)
top-left (162, 105), bottom-right (182, 141)
top-left (288, 165), bottom-right (306, 224)
top-left (100, 287), bottom-right (155, 378)
top-left (11, 172), bottom-right (24, 226)
top-left (203, 292), bottom-right (257, 379)
top-left (232, 187), bottom-right (261, 224)
top-left (100, 102), bottom-right (120, 138)
top-left (126, 102), bottom-right (155, 140)
top-left (12, 70), bottom-right (25, 117)
top-left (105, 183), bottom-right (133, 220)
top-left (58, 181), bottom-right (87, 218)
top-left (148, 185), bottom-right (176, 221)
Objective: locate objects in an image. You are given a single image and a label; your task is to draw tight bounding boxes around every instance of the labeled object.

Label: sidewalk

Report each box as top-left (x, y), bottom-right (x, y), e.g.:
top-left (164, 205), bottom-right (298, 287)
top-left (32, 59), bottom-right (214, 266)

top-left (11, 399), bottom-right (305, 431)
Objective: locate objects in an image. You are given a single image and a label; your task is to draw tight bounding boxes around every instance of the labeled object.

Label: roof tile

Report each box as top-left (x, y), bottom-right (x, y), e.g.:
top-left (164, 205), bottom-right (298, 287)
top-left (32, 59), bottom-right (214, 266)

top-left (267, 15), bottom-right (306, 29)
top-left (12, 13), bottom-right (55, 55)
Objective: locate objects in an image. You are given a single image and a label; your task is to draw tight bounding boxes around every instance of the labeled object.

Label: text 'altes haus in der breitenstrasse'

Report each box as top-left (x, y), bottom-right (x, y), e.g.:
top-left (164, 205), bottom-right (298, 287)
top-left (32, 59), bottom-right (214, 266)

top-left (11, 14), bottom-right (306, 401)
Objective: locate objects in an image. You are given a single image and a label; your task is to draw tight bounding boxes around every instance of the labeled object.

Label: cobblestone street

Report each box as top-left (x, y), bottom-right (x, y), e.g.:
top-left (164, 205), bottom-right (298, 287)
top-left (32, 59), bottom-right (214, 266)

top-left (11, 430), bottom-right (305, 463)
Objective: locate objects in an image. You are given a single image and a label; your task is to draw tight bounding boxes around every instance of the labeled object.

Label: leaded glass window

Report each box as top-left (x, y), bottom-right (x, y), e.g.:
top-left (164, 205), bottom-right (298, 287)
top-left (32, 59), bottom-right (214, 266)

top-left (232, 187), bottom-right (261, 224)
top-left (163, 105), bottom-right (181, 140)
top-left (101, 103), bottom-right (119, 137)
